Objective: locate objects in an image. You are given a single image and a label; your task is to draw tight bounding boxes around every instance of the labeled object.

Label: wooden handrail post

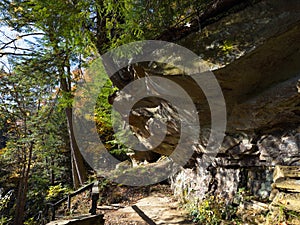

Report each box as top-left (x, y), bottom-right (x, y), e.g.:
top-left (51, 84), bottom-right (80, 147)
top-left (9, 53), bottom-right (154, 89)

top-left (67, 195), bottom-right (71, 211)
top-left (89, 181), bottom-right (99, 215)
top-left (51, 204), bottom-right (55, 221)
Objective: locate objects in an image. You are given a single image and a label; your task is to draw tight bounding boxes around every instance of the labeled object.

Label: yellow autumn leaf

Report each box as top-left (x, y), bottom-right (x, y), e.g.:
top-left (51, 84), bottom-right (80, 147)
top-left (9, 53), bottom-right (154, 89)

top-left (14, 6), bottom-right (23, 12)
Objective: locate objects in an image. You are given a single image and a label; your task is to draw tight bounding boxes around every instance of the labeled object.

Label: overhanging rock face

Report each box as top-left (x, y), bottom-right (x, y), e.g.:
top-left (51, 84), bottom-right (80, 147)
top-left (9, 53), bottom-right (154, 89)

top-left (112, 21), bottom-right (300, 157)
top-left (110, 0), bottom-right (300, 201)
top-left (215, 22), bottom-right (300, 132)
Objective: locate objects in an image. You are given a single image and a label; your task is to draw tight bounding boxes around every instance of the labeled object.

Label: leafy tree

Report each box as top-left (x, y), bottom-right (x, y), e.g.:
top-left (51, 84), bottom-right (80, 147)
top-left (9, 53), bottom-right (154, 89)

top-left (1, 0), bottom-right (93, 189)
top-left (0, 53), bottom-right (71, 224)
top-left (0, 0), bottom-right (247, 223)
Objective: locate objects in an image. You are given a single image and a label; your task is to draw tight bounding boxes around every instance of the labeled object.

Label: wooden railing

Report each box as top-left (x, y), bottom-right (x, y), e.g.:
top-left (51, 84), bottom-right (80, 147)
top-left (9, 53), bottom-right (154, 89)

top-left (45, 181), bottom-right (99, 221)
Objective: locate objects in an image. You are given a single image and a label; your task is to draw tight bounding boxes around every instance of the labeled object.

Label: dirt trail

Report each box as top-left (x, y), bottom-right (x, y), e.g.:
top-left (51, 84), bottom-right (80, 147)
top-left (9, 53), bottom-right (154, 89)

top-left (102, 193), bottom-right (194, 225)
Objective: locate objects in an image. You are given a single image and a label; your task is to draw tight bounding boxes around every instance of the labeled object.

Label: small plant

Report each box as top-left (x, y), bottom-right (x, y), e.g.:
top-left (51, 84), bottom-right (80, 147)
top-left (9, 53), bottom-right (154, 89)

top-left (220, 40), bottom-right (234, 53)
top-left (188, 195), bottom-right (240, 225)
top-left (265, 206), bottom-right (300, 225)
top-left (265, 205), bottom-right (286, 225)
top-left (286, 209), bottom-right (300, 219)
top-left (235, 187), bottom-right (254, 203)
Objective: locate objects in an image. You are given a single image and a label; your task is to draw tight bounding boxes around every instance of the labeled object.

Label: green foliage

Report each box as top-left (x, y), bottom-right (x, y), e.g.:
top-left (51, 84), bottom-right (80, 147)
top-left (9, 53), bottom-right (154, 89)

top-left (23, 218), bottom-right (35, 225)
top-left (93, 72), bottom-right (130, 161)
top-left (57, 91), bottom-right (74, 110)
top-left (88, 58), bottom-right (130, 160)
top-left (220, 40), bottom-right (234, 53)
top-left (0, 0), bottom-right (215, 51)
top-left (286, 209), bottom-right (300, 219)
top-left (46, 184), bottom-right (71, 201)
top-left (188, 196), bottom-right (240, 225)
top-left (265, 207), bottom-right (300, 225)
top-left (92, 64), bottom-right (118, 149)
top-left (236, 187), bottom-right (254, 202)
top-left (119, 0), bottom-right (209, 41)
top-left (109, 148), bottom-right (130, 162)
top-left (99, 178), bottom-right (110, 191)
top-left (0, 216), bottom-right (12, 225)
top-left (0, 0), bottom-right (219, 223)
top-left (94, 79), bottom-right (116, 127)
top-left (0, 51), bottom-right (72, 224)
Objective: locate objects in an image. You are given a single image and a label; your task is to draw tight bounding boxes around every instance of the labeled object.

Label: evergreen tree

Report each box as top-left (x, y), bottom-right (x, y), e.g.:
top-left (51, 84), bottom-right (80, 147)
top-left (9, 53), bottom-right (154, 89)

top-left (0, 0), bottom-right (231, 223)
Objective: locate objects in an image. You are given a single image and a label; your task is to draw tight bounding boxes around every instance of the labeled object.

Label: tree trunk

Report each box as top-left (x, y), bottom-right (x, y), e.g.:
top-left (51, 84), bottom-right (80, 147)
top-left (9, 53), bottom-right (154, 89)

top-left (14, 162), bottom-right (26, 225)
top-left (48, 33), bottom-right (88, 189)
top-left (58, 61), bottom-right (88, 189)
top-left (65, 106), bottom-right (88, 189)
top-left (14, 142), bottom-right (33, 225)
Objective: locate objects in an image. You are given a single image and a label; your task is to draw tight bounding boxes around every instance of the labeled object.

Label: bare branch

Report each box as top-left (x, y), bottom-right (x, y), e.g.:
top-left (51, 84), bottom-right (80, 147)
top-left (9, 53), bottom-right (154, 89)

top-left (5, 46), bottom-right (38, 52)
top-left (0, 32), bottom-right (44, 51)
top-left (0, 52), bottom-right (39, 57)
top-left (0, 60), bottom-right (13, 72)
top-left (0, 30), bottom-right (14, 41)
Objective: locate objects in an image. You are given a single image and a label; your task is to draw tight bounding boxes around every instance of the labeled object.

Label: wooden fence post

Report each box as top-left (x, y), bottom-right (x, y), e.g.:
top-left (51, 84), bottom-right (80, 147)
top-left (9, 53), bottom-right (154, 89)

top-left (67, 195), bottom-right (71, 211)
top-left (51, 204), bottom-right (55, 221)
top-left (89, 181), bottom-right (99, 215)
